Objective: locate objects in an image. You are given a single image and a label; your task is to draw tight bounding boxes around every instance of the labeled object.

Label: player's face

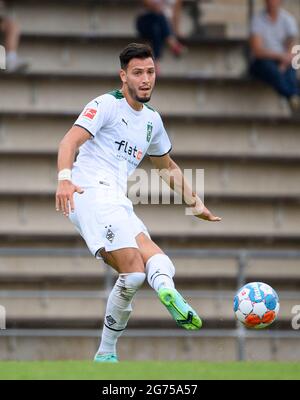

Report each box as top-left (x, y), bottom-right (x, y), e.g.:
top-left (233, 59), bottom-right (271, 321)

top-left (122, 57), bottom-right (156, 103)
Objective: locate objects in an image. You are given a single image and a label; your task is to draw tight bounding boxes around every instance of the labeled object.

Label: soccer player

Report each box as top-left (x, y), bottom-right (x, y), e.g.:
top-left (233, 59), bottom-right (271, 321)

top-left (56, 43), bottom-right (221, 363)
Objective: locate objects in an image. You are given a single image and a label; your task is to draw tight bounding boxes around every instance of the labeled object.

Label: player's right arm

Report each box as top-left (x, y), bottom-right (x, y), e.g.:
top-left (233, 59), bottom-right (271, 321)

top-left (56, 126), bottom-right (91, 217)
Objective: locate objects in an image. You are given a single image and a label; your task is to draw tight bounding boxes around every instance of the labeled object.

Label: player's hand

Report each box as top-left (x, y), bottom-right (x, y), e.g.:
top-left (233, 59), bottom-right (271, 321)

top-left (194, 205), bottom-right (222, 222)
top-left (55, 180), bottom-right (84, 217)
top-left (188, 197), bottom-right (221, 222)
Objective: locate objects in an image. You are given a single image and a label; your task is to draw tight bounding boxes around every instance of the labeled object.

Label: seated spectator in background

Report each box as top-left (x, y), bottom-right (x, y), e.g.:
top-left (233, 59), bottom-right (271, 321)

top-left (136, 0), bottom-right (186, 73)
top-left (249, 0), bottom-right (300, 112)
top-left (0, 0), bottom-right (28, 72)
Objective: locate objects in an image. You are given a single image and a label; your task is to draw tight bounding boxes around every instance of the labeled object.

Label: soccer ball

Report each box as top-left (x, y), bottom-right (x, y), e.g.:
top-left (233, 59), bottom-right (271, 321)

top-left (234, 282), bottom-right (280, 329)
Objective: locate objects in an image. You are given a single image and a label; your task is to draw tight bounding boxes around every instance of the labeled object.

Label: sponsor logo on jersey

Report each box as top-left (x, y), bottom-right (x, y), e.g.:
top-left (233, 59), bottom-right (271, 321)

top-left (83, 108), bottom-right (97, 120)
top-left (115, 140), bottom-right (143, 161)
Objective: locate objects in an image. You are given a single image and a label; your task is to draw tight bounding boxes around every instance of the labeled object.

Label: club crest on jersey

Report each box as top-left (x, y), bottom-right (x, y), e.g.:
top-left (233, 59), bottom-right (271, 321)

top-left (83, 108), bottom-right (97, 120)
top-left (147, 122), bottom-right (153, 143)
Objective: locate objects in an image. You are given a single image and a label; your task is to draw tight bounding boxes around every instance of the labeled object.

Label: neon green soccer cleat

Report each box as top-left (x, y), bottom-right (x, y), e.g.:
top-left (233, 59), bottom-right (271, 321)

top-left (158, 287), bottom-right (202, 330)
top-left (94, 353), bottom-right (119, 363)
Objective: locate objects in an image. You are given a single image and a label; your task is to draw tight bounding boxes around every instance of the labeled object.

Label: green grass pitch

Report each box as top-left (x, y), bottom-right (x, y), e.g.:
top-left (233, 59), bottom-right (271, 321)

top-left (0, 361), bottom-right (299, 380)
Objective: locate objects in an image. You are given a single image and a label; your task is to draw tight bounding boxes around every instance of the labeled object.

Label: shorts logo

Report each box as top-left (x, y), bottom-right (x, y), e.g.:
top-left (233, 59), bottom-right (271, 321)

top-left (147, 122), bottom-right (153, 143)
top-left (83, 108), bottom-right (97, 120)
top-left (106, 315), bottom-right (117, 327)
top-left (105, 225), bottom-right (115, 243)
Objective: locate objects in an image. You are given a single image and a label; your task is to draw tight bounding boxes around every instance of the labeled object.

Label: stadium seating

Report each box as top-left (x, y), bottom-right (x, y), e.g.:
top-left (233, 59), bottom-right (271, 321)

top-left (0, 0), bottom-right (299, 361)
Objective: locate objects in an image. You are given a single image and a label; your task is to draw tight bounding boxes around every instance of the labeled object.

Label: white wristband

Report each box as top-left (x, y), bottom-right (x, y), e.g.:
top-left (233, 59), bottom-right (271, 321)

top-left (58, 169), bottom-right (72, 181)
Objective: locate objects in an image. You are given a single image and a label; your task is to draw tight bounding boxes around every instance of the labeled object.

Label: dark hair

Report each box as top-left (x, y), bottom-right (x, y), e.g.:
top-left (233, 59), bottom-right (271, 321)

top-left (119, 43), bottom-right (154, 70)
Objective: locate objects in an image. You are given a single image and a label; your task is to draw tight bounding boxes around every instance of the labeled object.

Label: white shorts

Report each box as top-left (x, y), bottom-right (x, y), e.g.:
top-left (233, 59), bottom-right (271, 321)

top-left (69, 186), bottom-right (150, 260)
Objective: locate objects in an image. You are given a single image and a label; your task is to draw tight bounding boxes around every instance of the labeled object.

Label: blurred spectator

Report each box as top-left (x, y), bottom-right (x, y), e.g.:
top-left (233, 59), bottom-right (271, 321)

top-left (249, 0), bottom-right (300, 112)
top-left (136, 0), bottom-right (186, 73)
top-left (0, 0), bottom-right (28, 72)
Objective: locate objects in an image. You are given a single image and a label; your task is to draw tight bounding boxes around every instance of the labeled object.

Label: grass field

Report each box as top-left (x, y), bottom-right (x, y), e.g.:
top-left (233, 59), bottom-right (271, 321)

top-left (0, 361), bottom-right (299, 380)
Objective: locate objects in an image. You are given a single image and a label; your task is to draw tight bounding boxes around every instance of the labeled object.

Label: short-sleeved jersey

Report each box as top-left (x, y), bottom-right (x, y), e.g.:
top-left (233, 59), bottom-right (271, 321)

top-left (72, 90), bottom-right (172, 193)
top-left (251, 9), bottom-right (299, 54)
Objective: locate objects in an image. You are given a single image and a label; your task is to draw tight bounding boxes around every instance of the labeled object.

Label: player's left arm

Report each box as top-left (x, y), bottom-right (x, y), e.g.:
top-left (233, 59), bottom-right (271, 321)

top-left (150, 153), bottom-right (221, 222)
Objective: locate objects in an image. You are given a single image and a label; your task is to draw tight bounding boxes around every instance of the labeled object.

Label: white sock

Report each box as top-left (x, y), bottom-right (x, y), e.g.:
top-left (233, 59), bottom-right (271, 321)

top-left (145, 254), bottom-right (175, 292)
top-left (97, 272), bottom-right (145, 355)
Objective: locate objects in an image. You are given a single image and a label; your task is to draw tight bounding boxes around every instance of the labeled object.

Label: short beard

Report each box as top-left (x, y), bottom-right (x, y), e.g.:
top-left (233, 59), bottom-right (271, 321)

top-left (128, 85), bottom-right (152, 104)
top-left (135, 95), bottom-right (151, 103)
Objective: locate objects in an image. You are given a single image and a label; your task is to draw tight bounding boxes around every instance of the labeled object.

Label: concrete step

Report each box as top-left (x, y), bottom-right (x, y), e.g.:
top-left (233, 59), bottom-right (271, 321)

top-left (1, 252), bottom-right (299, 282)
top-left (8, 0), bottom-right (194, 36)
top-left (202, 2), bottom-right (248, 24)
top-left (131, 158), bottom-right (300, 199)
top-left (0, 254), bottom-right (108, 281)
top-left (201, 0), bottom-right (300, 38)
top-left (0, 289), bottom-right (294, 321)
top-left (0, 197), bottom-right (299, 239)
top-left (1, 232), bottom-right (298, 250)
top-left (1, 154), bottom-right (300, 198)
top-left (19, 35), bottom-right (247, 77)
top-left (0, 74), bottom-right (290, 117)
top-left (246, 258), bottom-right (300, 280)
top-left (2, 334), bottom-right (299, 361)
top-left (7, 0), bottom-right (300, 42)
top-left (1, 115), bottom-right (300, 159)
top-left (201, 1), bottom-right (248, 38)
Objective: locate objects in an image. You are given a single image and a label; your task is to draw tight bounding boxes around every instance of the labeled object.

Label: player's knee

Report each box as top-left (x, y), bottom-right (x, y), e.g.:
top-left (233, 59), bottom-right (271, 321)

top-left (117, 272), bottom-right (146, 308)
top-left (146, 253), bottom-right (175, 277)
top-left (122, 272), bottom-right (146, 290)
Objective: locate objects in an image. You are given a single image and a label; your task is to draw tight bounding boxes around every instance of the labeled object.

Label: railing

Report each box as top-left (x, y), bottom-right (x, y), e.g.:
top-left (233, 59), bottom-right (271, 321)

top-left (0, 247), bottom-right (299, 361)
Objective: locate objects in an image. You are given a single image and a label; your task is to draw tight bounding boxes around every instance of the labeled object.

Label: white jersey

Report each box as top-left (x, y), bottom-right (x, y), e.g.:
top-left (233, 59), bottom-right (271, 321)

top-left (72, 90), bottom-right (172, 193)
